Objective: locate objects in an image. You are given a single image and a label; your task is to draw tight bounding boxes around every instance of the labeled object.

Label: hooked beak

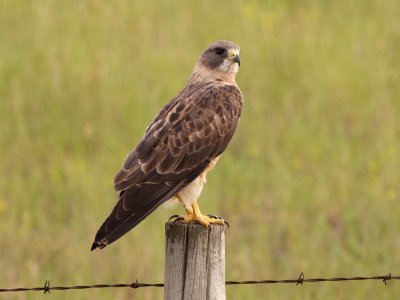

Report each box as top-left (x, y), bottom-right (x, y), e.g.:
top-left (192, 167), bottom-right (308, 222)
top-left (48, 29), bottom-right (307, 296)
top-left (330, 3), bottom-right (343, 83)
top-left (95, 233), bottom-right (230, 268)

top-left (228, 49), bottom-right (241, 67)
top-left (233, 54), bottom-right (241, 66)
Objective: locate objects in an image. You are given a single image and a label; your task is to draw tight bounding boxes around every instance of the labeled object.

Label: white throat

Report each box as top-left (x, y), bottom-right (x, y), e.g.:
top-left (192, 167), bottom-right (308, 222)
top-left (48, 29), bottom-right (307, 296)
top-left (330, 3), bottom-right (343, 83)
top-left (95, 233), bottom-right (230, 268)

top-left (218, 59), bottom-right (239, 73)
top-left (192, 62), bottom-right (238, 84)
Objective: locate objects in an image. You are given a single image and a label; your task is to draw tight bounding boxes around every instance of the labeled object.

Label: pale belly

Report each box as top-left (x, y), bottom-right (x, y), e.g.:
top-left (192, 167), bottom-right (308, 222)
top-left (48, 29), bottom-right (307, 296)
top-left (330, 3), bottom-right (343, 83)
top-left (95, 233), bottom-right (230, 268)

top-left (162, 156), bottom-right (219, 210)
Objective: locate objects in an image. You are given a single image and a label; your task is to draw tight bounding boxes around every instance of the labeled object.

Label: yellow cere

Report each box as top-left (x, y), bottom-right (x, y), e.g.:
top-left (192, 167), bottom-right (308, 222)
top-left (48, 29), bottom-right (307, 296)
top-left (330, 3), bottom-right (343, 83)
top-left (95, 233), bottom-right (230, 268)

top-left (228, 49), bottom-right (239, 58)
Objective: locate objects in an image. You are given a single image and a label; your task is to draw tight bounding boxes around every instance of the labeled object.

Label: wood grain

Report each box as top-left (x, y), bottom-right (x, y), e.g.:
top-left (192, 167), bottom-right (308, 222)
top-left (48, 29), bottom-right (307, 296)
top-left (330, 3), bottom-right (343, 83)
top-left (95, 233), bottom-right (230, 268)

top-left (164, 223), bottom-right (225, 300)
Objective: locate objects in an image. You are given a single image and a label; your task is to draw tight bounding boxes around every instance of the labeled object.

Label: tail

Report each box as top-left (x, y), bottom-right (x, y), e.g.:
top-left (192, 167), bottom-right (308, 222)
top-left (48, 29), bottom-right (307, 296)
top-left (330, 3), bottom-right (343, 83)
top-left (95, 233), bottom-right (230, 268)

top-left (91, 182), bottom-right (185, 250)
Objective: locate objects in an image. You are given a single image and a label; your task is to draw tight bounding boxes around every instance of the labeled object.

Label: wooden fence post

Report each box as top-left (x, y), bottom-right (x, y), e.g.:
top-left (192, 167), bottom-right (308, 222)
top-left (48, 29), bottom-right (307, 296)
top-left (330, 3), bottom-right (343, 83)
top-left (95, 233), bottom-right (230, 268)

top-left (164, 222), bottom-right (225, 300)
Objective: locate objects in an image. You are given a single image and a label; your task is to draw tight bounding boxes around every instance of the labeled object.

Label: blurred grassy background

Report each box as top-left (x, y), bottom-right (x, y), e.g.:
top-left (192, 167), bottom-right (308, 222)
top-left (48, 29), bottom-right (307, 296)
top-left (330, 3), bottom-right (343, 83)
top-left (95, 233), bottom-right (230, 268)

top-left (1, 0), bottom-right (400, 299)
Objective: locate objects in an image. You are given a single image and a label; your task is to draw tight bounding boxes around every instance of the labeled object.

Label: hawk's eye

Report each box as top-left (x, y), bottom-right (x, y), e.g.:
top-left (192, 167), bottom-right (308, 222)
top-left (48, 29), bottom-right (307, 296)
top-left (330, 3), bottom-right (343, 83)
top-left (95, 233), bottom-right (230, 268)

top-left (214, 47), bottom-right (225, 55)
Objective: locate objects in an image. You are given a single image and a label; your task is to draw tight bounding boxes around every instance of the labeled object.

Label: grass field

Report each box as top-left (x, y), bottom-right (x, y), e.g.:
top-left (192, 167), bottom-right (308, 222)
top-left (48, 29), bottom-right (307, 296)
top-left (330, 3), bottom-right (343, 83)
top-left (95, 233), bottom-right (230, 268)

top-left (1, 0), bottom-right (400, 299)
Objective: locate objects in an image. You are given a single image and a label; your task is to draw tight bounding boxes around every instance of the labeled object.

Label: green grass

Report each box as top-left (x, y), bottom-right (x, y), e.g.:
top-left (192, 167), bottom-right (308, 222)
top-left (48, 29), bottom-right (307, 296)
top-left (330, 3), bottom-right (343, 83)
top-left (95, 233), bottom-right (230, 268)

top-left (1, 0), bottom-right (400, 299)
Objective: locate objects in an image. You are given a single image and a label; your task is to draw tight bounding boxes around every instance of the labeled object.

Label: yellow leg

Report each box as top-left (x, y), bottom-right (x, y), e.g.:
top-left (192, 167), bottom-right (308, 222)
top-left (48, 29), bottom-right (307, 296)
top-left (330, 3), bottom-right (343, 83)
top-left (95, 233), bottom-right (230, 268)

top-left (179, 200), bottom-right (224, 226)
top-left (177, 195), bottom-right (193, 215)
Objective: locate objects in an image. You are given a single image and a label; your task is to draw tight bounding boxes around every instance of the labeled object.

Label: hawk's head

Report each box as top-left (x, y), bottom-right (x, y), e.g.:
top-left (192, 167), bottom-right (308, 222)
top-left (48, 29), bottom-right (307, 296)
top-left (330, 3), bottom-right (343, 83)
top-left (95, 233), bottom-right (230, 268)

top-left (198, 40), bottom-right (241, 74)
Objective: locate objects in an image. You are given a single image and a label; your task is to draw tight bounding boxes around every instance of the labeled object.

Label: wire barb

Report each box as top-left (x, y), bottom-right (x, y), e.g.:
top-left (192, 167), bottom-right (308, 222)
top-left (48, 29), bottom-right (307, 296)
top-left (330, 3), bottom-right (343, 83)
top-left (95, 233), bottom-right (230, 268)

top-left (383, 273), bottom-right (391, 285)
top-left (296, 272), bottom-right (304, 285)
top-left (130, 279), bottom-right (139, 289)
top-left (43, 280), bottom-right (50, 294)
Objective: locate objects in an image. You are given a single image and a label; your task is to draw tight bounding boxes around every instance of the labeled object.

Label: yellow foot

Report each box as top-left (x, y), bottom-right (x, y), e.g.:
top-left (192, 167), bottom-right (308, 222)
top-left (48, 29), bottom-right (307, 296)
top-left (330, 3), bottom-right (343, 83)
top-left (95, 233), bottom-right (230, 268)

top-left (178, 213), bottom-right (225, 226)
top-left (170, 200), bottom-right (227, 226)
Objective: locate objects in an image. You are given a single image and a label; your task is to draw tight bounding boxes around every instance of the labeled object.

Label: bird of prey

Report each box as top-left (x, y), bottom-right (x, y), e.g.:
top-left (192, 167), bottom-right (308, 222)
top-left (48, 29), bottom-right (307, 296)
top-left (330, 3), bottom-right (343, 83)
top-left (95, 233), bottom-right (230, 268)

top-left (91, 40), bottom-right (243, 250)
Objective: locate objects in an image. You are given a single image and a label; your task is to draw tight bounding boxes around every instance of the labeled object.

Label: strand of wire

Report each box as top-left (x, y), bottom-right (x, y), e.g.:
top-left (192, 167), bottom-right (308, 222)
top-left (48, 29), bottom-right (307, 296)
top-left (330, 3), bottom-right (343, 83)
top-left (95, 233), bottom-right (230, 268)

top-left (0, 273), bottom-right (397, 294)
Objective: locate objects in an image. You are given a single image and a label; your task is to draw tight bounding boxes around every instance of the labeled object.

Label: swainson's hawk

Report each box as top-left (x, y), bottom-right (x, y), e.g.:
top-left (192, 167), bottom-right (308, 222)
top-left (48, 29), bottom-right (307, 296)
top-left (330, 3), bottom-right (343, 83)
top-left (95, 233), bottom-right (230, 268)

top-left (91, 40), bottom-right (243, 250)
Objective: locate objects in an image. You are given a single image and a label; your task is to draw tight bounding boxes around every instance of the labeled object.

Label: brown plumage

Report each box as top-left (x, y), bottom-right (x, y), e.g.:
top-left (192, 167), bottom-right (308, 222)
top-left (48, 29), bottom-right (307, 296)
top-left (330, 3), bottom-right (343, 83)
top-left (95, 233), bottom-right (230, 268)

top-left (92, 40), bottom-right (243, 250)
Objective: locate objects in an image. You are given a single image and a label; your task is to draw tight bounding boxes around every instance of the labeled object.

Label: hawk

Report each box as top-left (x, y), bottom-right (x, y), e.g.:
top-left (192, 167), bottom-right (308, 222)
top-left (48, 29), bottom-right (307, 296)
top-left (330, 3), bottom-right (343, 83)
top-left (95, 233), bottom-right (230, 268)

top-left (91, 40), bottom-right (243, 250)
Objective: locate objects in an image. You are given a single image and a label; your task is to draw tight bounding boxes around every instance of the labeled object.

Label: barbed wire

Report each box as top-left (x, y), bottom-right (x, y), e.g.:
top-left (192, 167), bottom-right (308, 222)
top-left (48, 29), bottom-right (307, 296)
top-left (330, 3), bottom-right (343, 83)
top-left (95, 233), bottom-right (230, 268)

top-left (0, 273), bottom-right (397, 294)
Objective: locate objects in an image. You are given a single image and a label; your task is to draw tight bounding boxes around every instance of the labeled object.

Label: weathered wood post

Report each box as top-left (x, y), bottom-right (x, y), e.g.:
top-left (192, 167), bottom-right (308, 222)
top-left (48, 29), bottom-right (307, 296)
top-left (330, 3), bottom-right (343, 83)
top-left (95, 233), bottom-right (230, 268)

top-left (164, 223), bottom-right (225, 300)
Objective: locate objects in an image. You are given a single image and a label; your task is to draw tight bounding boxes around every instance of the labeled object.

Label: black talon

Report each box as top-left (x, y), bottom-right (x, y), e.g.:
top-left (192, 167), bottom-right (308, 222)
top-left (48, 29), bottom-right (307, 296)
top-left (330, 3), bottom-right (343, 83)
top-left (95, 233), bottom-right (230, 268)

top-left (206, 214), bottom-right (229, 227)
top-left (173, 218), bottom-right (184, 224)
top-left (207, 214), bottom-right (222, 219)
top-left (169, 214), bottom-right (182, 222)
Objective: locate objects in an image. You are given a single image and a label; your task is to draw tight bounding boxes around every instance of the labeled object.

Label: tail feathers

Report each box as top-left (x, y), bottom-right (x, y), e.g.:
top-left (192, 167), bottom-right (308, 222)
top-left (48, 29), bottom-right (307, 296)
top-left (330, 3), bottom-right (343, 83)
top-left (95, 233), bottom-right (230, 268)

top-left (91, 242), bottom-right (101, 251)
top-left (91, 182), bottom-right (185, 251)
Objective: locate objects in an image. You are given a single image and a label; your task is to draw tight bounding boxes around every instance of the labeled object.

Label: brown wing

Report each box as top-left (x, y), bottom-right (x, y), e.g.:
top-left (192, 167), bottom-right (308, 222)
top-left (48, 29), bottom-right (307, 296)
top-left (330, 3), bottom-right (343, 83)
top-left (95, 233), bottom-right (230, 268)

top-left (91, 83), bottom-right (242, 249)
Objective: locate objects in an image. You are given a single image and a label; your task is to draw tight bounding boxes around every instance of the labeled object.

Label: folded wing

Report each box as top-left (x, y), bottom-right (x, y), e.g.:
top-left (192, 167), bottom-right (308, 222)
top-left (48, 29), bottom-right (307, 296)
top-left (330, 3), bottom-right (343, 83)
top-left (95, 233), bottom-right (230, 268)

top-left (92, 83), bottom-right (242, 249)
